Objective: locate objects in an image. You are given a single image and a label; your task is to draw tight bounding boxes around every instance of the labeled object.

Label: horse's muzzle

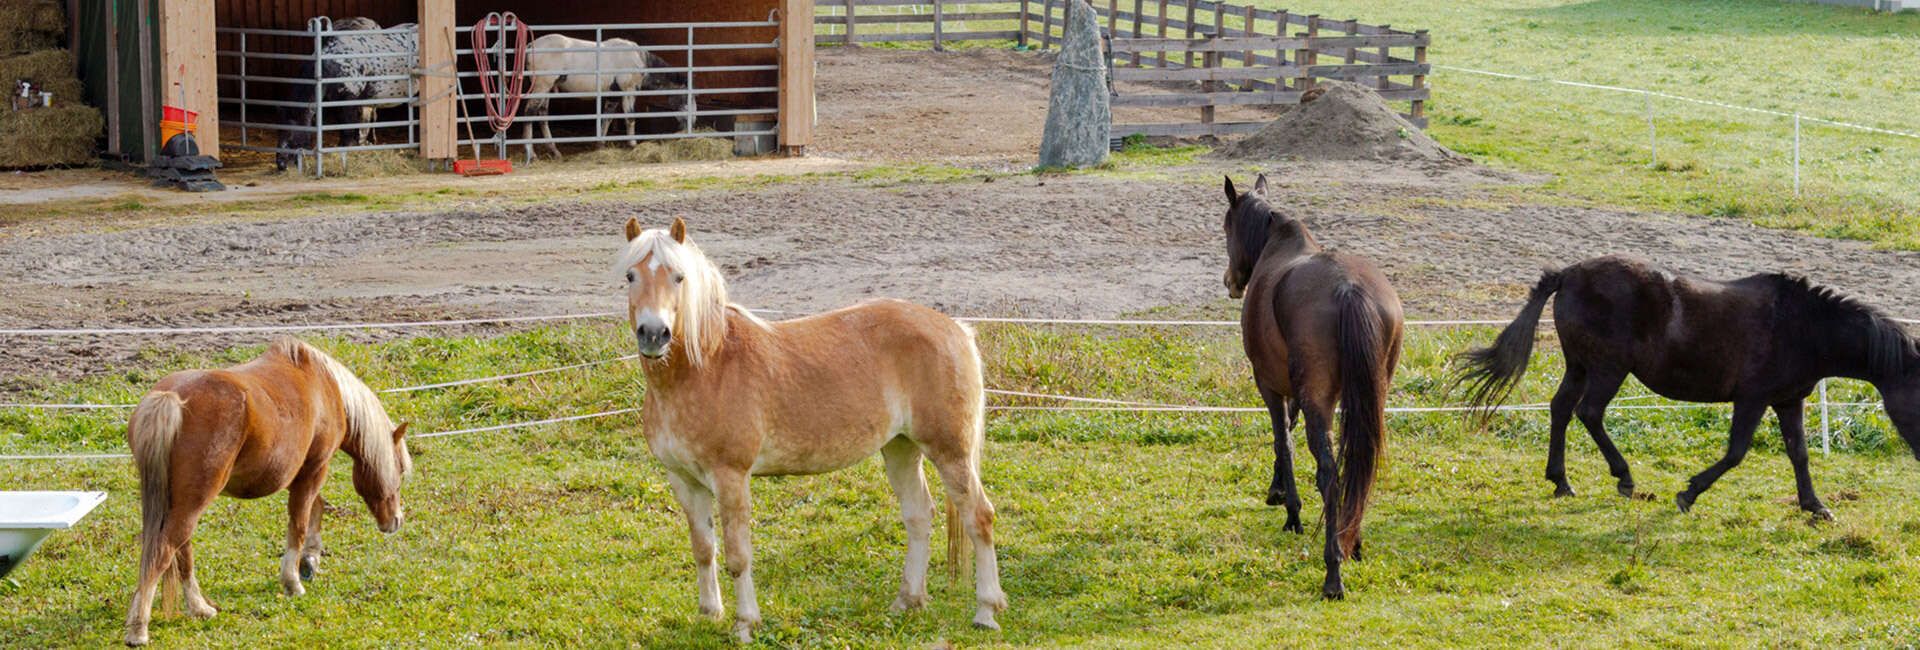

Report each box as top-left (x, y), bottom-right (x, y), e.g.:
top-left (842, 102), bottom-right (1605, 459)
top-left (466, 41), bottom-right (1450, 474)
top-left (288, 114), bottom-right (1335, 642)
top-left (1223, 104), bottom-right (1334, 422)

top-left (635, 324), bottom-right (672, 359)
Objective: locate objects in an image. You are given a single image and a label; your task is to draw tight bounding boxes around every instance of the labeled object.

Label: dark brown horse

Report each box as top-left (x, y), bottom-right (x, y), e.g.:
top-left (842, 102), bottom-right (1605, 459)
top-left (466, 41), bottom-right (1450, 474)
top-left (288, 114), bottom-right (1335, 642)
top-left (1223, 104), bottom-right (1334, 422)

top-left (1456, 255), bottom-right (1920, 518)
top-left (1222, 175), bottom-right (1403, 599)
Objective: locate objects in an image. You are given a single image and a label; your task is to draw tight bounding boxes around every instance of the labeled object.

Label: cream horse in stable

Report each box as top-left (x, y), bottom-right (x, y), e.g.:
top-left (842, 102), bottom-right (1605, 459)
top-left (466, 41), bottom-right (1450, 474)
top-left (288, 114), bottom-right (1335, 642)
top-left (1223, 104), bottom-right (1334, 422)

top-left (617, 217), bottom-right (1007, 641)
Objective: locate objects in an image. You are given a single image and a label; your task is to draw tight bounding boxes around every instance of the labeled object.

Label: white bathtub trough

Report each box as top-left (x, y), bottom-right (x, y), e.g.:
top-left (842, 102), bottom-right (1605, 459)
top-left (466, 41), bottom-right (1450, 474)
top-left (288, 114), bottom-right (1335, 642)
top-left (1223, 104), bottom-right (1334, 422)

top-left (0, 491), bottom-right (107, 579)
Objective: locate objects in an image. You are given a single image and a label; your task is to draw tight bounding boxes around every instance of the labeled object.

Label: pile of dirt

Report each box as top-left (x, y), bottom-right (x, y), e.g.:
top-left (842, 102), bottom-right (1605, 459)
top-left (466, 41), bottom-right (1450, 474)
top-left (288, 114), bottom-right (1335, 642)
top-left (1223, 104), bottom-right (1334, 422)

top-left (1218, 80), bottom-right (1466, 164)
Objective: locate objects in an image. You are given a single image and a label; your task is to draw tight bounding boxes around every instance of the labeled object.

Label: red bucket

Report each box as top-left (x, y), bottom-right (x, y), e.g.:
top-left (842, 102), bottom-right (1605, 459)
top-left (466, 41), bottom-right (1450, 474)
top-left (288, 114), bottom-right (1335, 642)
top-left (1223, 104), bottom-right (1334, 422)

top-left (161, 105), bottom-right (198, 125)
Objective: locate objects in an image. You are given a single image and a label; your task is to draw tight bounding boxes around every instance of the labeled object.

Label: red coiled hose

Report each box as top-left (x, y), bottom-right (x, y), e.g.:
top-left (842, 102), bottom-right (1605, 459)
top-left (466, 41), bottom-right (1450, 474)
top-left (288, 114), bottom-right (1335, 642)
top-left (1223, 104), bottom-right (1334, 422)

top-left (471, 12), bottom-right (529, 133)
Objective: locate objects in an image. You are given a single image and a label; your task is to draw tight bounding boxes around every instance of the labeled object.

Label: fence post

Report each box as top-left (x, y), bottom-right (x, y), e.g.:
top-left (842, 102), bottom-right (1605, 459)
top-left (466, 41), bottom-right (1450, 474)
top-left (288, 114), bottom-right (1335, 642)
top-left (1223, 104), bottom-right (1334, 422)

top-left (1041, 0), bottom-right (1055, 50)
top-left (1243, 5), bottom-right (1256, 76)
top-left (1019, 0), bottom-right (1029, 47)
top-left (1131, 0), bottom-right (1143, 66)
top-left (1156, 0), bottom-right (1169, 68)
top-left (1299, 14), bottom-right (1319, 91)
top-left (1819, 379), bottom-right (1831, 454)
top-left (1274, 10), bottom-right (1288, 91)
top-left (1645, 90), bottom-right (1657, 168)
top-left (1108, 0), bottom-right (1119, 47)
top-left (1201, 46), bottom-right (1219, 128)
top-left (844, 0), bottom-right (856, 44)
top-left (1183, 0), bottom-right (1196, 67)
top-left (1411, 29), bottom-right (1426, 121)
top-left (1376, 24), bottom-right (1391, 91)
top-left (1794, 111), bottom-right (1802, 197)
top-left (932, 0), bottom-right (944, 51)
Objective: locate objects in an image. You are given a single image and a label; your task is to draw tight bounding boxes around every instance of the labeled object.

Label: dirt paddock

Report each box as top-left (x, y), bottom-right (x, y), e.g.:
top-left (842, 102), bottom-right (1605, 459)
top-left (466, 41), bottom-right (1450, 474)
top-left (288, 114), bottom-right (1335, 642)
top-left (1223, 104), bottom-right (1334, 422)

top-left (4, 47), bottom-right (1919, 387)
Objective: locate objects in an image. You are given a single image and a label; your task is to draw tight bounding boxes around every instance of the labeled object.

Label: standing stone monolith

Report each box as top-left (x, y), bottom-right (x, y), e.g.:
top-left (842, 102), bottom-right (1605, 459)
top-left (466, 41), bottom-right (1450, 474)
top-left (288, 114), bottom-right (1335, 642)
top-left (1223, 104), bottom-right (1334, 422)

top-left (1038, 0), bottom-right (1110, 168)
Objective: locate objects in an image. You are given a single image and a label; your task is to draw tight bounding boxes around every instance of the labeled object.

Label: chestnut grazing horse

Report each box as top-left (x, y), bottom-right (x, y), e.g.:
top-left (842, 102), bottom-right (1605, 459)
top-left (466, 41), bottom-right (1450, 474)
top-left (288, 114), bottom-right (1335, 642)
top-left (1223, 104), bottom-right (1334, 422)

top-left (617, 217), bottom-right (1005, 641)
top-left (122, 338), bottom-right (412, 647)
top-left (1455, 255), bottom-right (1920, 518)
top-left (1221, 175), bottom-right (1403, 599)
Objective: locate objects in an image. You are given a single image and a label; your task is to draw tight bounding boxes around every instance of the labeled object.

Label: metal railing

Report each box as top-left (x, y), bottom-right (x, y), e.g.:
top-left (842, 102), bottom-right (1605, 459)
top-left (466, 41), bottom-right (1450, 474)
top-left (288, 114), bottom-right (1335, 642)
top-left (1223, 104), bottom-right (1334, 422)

top-left (454, 17), bottom-right (783, 163)
top-left (215, 17), bottom-right (421, 177)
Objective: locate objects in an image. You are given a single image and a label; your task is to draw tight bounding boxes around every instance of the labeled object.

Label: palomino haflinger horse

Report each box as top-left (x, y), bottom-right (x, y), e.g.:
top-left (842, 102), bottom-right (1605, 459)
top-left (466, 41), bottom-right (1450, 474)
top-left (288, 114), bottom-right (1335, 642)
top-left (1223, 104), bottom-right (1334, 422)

top-left (617, 217), bottom-right (1006, 641)
top-left (122, 338), bottom-right (413, 647)
top-left (1221, 175), bottom-right (1403, 599)
top-left (1455, 255), bottom-right (1920, 518)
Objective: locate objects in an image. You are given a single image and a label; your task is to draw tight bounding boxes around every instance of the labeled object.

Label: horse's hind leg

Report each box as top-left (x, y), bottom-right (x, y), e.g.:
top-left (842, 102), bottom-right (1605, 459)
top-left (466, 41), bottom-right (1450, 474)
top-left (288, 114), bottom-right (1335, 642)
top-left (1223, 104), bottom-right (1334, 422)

top-left (665, 471), bottom-right (723, 619)
top-left (1677, 401), bottom-right (1766, 513)
top-left (1260, 387), bottom-right (1303, 534)
top-left (1574, 368), bottom-right (1636, 497)
top-left (925, 440), bottom-right (1007, 629)
top-left (124, 489), bottom-right (215, 646)
top-left (1297, 394), bottom-right (1346, 599)
top-left (175, 541), bottom-right (217, 619)
top-left (1545, 363), bottom-right (1588, 497)
top-left (1776, 399), bottom-right (1833, 519)
top-left (882, 437), bottom-right (935, 611)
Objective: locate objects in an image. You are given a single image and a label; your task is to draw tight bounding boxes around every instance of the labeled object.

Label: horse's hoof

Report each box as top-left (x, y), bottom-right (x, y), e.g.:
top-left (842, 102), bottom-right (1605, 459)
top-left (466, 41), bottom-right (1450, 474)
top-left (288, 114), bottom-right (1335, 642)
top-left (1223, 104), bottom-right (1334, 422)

top-left (1321, 585), bottom-right (1346, 601)
top-left (282, 580), bottom-right (305, 597)
top-left (1552, 485), bottom-right (1576, 498)
top-left (1810, 507), bottom-right (1835, 523)
top-left (187, 603), bottom-right (218, 620)
top-left (1265, 490), bottom-right (1285, 507)
top-left (731, 622), bottom-right (754, 644)
top-left (1675, 492), bottom-right (1694, 513)
top-left (890, 593), bottom-right (929, 612)
top-left (299, 556), bottom-right (317, 582)
top-left (972, 609), bottom-right (1002, 631)
top-left (124, 627), bottom-right (149, 647)
top-left (699, 603), bottom-right (725, 620)
top-left (1283, 516), bottom-right (1304, 534)
top-left (1617, 482), bottom-right (1637, 498)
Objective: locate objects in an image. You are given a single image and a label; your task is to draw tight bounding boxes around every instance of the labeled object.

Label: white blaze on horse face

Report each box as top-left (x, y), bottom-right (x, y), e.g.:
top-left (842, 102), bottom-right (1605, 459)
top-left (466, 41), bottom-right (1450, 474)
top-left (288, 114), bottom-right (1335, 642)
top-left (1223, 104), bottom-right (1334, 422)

top-left (626, 251), bottom-right (681, 359)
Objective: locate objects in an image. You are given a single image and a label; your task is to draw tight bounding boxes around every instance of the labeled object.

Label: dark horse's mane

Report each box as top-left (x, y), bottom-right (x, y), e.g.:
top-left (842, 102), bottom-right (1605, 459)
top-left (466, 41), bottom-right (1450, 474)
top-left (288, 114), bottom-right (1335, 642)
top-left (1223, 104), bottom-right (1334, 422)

top-left (1773, 273), bottom-right (1918, 378)
top-left (1231, 192), bottom-right (1311, 262)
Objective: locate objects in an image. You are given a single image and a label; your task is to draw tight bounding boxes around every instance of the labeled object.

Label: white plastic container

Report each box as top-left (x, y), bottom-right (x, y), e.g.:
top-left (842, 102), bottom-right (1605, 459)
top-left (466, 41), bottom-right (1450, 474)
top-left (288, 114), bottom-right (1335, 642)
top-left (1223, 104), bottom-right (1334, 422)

top-left (0, 491), bottom-right (107, 579)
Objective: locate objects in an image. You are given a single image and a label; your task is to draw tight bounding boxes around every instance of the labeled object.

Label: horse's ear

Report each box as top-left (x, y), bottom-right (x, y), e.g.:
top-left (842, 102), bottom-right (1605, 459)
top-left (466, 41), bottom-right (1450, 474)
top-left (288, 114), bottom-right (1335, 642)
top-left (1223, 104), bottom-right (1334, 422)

top-left (392, 422), bottom-right (409, 443)
top-left (623, 217), bottom-right (642, 241)
top-left (1223, 176), bottom-right (1238, 205)
top-left (1254, 174), bottom-right (1268, 195)
top-left (670, 217), bottom-right (688, 243)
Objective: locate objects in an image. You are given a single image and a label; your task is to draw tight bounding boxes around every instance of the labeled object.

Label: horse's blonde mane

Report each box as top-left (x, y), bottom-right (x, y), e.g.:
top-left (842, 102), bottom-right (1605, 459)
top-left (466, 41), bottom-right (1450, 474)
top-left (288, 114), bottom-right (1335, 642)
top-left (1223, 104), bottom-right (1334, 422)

top-left (615, 228), bottom-right (733, 367)
top-left (271, 338), bottom-right (410, 485)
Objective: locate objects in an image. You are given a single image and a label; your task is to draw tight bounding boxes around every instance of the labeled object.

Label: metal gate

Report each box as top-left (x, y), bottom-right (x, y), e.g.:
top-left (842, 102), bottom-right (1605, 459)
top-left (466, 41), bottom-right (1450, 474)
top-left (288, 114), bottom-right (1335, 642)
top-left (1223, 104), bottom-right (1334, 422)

top-left (455, 16), bottom-right (781, 162)
top-left (216, 17), bottom-right (421, 176)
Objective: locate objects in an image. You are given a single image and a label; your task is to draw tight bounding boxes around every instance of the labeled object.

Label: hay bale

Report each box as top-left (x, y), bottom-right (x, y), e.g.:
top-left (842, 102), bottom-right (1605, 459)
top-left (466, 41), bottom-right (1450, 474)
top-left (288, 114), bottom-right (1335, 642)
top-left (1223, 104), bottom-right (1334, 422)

top-left (0, 103), bottom-right (102, 168)
top-left (0, 0), bottom-right (67, 36)
top-left (0, 29), bottom-right (56, 56)
top-left (1217, 80), bottom-right (1466, 164)
top-left (0, 49), bottom-right (84, 106)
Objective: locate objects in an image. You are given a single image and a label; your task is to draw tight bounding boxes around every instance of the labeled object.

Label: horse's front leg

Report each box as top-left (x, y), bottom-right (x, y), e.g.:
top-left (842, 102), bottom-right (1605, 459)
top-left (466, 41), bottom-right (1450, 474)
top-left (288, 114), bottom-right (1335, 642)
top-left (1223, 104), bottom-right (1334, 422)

top-left (281, 466), bottom-right (326, 596)
top-left (1776, 399), bottom-right (1833, 520)
top-left (358, 106), bottom-right (376, 145)
top-left (1260, 387), bottom-right (1303, 534)
top-left (1677, 401), bottom-right (1765, 513)
top-left (300, 494), bottom-right (326, 581)
top-left (665, 472), bottom-right (723, 619)
top-left (881, 438), bottom-right (934, 611)
top-left (714, 469), bottom-right (760, 642)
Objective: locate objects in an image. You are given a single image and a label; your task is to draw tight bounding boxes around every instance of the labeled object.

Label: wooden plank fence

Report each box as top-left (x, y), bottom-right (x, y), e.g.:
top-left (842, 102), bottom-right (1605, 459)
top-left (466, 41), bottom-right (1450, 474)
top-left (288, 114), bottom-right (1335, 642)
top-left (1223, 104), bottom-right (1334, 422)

top-left (814, 0), bottom-right (1430, 139)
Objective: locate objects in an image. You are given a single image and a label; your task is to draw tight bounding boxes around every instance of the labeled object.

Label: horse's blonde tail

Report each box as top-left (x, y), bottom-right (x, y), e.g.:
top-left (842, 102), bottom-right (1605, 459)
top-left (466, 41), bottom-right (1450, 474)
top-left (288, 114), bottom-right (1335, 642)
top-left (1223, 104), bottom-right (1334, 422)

top-left (129, 391), bottom-right (184, 610)
top-left (947, 321), bottom-right (987, 582)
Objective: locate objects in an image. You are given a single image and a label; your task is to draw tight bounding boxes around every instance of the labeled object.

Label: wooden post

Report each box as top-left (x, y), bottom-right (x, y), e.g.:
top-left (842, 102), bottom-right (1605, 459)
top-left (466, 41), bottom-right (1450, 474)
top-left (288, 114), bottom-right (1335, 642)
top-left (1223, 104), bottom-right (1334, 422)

top-left (1411, 29), bottom-right (1427, 121)
top-left (1382, 23), bottom-right (1397, 90)
top-left (104, 0), bottom-right (120, 155)
top-left (1108, 0), bottom-right (1118, 47)
top-left (1155, 0), bottom-right (1168, 68)
top-left (1200, 48), bottom-right (1219, 128)
top-left (845, 0), bottom-right (857, 45)
top-left (1182, 0), bottom-right (1195, 67)
top-left (1344, 17), bottom-right (1359, 76)
top-left (778, 0), bottom-right (815, 154)
top-left (1274, 9), bottom-right (1288, 90)
top-left (1019, 0), bottom-right (1030, 47)
top-left (417, 0), bottom-right (455, 161)
top-left (1130, 0), bottom-right (1142, 66)
top-left (136, 0), bottom-right (156, 161)
top-left (1041, 0), bottom-right (1055, 50)
top-left (1242, 4), bottom-right (1255, 82)
top-left (1301, 14), bottom-right (1319, 91)
top-left (932, 0), bottom-right (944, 51)
top-left (159, 0), bottom-right (218, 158)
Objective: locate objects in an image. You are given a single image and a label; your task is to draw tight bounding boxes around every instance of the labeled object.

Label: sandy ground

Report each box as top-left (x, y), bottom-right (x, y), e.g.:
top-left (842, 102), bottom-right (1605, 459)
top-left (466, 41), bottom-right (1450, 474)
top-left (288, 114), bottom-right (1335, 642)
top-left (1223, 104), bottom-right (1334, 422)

top-left (4, 47), bottom-right (1918, 387)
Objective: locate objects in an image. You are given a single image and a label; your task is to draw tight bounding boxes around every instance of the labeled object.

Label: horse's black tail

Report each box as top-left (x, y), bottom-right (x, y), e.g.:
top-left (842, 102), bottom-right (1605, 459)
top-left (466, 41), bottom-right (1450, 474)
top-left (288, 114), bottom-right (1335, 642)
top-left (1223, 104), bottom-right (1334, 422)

top-left (1453, 269), bottom-right (1563, 421)
top-left (1333, 283), bottom-right (1388, 559)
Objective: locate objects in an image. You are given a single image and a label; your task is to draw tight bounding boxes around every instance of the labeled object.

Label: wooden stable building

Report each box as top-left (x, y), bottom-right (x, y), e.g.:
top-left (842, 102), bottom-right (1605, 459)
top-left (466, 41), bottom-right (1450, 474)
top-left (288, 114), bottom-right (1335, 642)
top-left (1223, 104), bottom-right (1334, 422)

top-left (78, 0), bottom-right (815, 162)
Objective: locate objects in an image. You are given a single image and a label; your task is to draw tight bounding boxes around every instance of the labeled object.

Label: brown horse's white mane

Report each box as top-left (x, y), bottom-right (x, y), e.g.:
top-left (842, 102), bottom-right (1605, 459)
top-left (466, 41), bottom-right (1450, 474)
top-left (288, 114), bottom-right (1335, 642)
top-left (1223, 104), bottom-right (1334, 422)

top-left (614, 227), bottom-right (744, 367)
top-left (270, 338), bottom-right (410, 484)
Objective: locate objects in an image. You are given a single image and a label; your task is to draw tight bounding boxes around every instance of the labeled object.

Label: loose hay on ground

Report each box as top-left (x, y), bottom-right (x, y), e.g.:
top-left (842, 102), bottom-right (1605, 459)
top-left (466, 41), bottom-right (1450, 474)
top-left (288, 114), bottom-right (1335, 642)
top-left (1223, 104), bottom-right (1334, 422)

top-left (315, 148), bottom-right (434, 179)
top-left (567, 136), bottom-right (734, 165)
top-left (1218, 80), bottom-right (1467, 164)
top-left (0, 104), bottom-right (104, 168)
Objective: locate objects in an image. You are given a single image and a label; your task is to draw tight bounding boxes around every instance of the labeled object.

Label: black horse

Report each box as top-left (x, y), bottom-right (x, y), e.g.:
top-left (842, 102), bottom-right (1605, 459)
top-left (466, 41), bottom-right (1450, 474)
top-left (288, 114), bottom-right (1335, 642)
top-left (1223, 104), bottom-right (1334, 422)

top-left (276, 17), bottom-right (417, 170)
top-left (1456, 255), bottom-right (1920, 518)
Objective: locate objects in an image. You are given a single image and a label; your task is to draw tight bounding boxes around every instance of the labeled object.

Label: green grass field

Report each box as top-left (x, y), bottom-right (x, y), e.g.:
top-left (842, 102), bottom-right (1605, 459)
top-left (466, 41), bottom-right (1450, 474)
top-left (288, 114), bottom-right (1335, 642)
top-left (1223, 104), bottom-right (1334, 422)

top-left (6, 321), bottom-right (1919, 647)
